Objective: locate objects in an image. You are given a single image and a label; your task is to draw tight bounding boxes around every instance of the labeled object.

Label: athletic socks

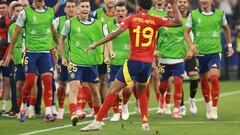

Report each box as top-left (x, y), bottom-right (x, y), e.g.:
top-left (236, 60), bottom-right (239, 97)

top-left (69, 103), bottom-right (77, 117)
top-left (190, 80), bottom-right (198, 99)
top-left (173, 77), bottom-right (183, 108)
top-left (112, 97), bottom-right (120, 113)
top-left (180, 90), bottom-right (184, 106)
top-left (200, 78), bottom-right (211, 103)
top-left (137, 90), bottom-right (149, 124)
top-left (42, 74), bottom-right (53, 107)
top-left (96, 93), bottom-right (118, 121)
top-left (210, 75), bottom-right (220, 107)
top-left (22, 74), bottom-right (36, 104)
top-left (57, 87), bottom-right (66, 109)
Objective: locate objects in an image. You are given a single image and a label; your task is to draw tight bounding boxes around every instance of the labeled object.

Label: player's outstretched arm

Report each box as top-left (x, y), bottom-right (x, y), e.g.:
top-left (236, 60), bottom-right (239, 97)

top-left (86, 27), bottom-right (125, 52)
top-left (3, 25), bottom-right (22, 67)
top-left (223, 24), bottom-right (234, 57)
top-left (168, 0), bottom-right (182, 27)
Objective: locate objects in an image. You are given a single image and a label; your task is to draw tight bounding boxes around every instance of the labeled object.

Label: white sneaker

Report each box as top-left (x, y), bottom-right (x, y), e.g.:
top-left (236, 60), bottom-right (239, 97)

top-left (57, 108), bottom-right (64, 120)
top-left (142, 123), bottom-right (150, 131)
top-left (86, 108), bottom-right (95, 118)
top-left (28, 105), bottom-right (36, 119)
top-left (80, 120), bottom-right (102, 132)
top-left (179, 106), bottom-right (186, 116)
top-left (211, 107), bottom-right (218, 120)
top-left (110, 113), bottom-right (120, 122)
top-left (157, 107), bottom-right (165, 115)
top-left (189, 98), bottom-right (197, 114)
top-left (135, 100), bottom-right (140, 114)
top-left (206, 102), bottom-right (212, 119)
top-left (165, 104), bottom-right (172, 115)
top-left (51, 106), bottom-right (58, 117)
top-left (121, 104), bottom-right (129, 120)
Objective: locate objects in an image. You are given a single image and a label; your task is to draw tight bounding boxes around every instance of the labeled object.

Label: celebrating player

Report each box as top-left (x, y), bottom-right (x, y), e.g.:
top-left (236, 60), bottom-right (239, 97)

top-left (59, 0), bottom-right (103, 126)
top-left (184, 0), bottom-right (234, 120)
top-left (4, 0), bottom-right (59, 122)
top-left (80, 0), bottom-right (182, 131)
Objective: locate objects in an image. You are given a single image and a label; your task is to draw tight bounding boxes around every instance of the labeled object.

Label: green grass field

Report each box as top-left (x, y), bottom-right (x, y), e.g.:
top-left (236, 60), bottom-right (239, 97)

top-left (1, 81), bottom-right (240, 135)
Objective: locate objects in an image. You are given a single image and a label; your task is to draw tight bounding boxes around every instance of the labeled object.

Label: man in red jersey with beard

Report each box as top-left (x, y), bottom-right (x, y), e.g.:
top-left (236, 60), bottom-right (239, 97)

top-left (81, 0), bottom-right (182, 132)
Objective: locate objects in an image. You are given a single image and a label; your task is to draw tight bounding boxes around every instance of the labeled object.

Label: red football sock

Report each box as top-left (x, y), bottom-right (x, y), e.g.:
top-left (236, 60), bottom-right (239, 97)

top-left (210, 75), bottom-right (220, 107)
top-left (22, 74), bottom-right (35, 104)
top-left (137, 90), bottom-right (148, 124)
top-left (159, 80), bottom-right (168, 108)
top-left (173, 77), bottom-right (183, 108)
top-left (122, 88), bottom-right (132, 105)
top-left (17, 98), bottom-right (22, 108)
top-left (96, 93), bottom-right (118, 121)
top-left (30, 96), bottom-right (37, 106)
top-left (146, 83), bottom-right (150, 101)
top-left (165, 91), bottom-right (171, 104)
top-left (42, 74), bottom-right (53, 107)
top-left (200, 78), bottom-right (211, 103)
top-left (112, 97), bottom-right (120, 113)
top-left (69, 103), bottom-right (77, 117)
top-left (57, 87), bottom-right (66, 109)
top-left (93, 104), bottom-right (101, 115)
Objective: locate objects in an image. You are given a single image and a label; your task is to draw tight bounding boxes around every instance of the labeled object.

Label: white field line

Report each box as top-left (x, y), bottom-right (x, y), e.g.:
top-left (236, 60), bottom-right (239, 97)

top-left (19, 90), bottom-right (240, 135)
top-left (131, 121), bottom-right (240, 124)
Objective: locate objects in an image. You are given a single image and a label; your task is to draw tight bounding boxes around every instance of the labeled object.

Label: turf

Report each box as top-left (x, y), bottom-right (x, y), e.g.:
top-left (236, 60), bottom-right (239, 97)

top-left (0, 81), bottom-right (240, 135)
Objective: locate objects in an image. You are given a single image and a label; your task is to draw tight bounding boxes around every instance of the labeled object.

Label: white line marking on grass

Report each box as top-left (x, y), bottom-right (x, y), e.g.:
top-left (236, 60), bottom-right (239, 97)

top-left (19, 90), bottom-right (240, 135)
top-left (131, 121), bottom-right (240, 124)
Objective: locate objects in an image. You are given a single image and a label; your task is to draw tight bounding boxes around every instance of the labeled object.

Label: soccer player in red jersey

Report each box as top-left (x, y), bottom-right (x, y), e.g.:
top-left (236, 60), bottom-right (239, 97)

top-left (80, 0), bottom-right (182, 131)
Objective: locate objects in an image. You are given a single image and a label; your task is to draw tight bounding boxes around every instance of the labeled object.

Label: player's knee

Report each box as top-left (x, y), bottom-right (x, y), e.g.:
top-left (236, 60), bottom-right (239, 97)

top-left (41, 74), bottom-right (52, 86)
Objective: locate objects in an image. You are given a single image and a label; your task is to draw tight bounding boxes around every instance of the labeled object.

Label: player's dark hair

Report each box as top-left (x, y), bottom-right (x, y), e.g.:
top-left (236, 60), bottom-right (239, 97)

top-left (0, 1), bottom-right (8, 6)
top-left (64, 0), bottom-right (77, 7)
top-left (137, 0), bottom-right (152, 10)
top-left (115, 0), bottom-right (127, 8)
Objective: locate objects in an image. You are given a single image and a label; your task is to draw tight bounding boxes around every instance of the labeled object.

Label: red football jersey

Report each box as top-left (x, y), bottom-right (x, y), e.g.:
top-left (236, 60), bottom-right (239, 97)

top-left (120, 12), bottom-right (170, 63)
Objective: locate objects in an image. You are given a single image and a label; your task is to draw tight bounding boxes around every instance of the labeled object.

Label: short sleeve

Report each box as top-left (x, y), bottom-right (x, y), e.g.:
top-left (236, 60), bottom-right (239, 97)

top-left (16, 10), bottom-right (26, 27)
top-left (222, 13), bottom-right (228, 26)
top-left (120, 16), bottom-right (131, 30)
top-left (53, 17), bottom-right (60, 30)
top-left (61, 20), bottom-right (70, 36)
top-left (7, 31), bottom-right (10, 43)
top-left (186, 13), bottom-right (193, 28)
top-left (156, 16), bottom-right (171, 27)
top-left (102, 24), bottom-right (109, 36)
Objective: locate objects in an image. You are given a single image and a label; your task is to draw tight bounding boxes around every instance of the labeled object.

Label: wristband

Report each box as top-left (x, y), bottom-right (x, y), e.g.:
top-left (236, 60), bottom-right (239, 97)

top-left (228, 43), bottom-right (232, 48)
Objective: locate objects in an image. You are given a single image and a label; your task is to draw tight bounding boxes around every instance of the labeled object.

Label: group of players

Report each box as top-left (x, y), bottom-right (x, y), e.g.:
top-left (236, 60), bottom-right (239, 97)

top-left (0, 0), bottom-right (234, 132)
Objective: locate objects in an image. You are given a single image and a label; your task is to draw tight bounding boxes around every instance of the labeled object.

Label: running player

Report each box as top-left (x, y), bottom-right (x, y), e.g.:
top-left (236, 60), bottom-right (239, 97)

top-left (104, 1), bottom-right (131, 121)
top-left (177, 0), bottom-right (199, 116)
top-left (80, 0), bottom-right (182, 131)
top-left (184, 0), bottom-right (234, 120)
top-left (4, 0), bottom-right (59, 122)
top-left (59, 0), bottom-right (103, 126)
top-left (157, 2), bottom-right (192, 118)
top-left (53, 0), bottom-right (77, 120)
